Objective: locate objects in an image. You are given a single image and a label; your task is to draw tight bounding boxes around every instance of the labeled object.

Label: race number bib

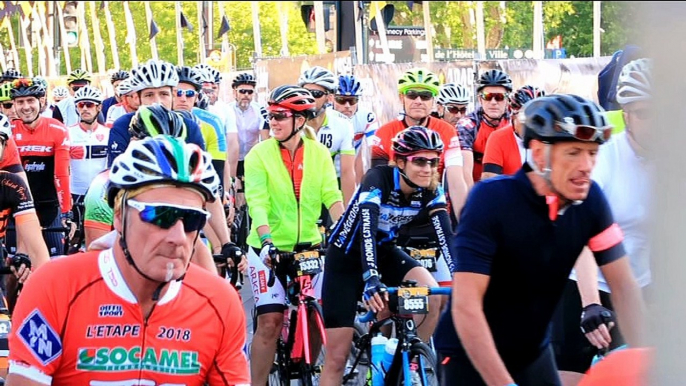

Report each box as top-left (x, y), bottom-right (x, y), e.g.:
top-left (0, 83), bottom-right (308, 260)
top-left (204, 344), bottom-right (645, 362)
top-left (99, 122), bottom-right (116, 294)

top-left (398, 287), bottom-right (429, 315)
top-left (409, 248), bottom-right (438, 272)
top-left (294, 250), bottom-right (323, 276)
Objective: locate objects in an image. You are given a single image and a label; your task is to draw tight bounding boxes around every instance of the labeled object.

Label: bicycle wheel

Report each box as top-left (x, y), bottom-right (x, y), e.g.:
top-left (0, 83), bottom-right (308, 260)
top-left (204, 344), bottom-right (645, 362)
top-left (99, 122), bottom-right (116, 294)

top-left (390, 342), bottom-right (438, 386)
top-left (343, 320), bottom-right (371, 386)
top-left (268, 338), bottom-right (290, 386)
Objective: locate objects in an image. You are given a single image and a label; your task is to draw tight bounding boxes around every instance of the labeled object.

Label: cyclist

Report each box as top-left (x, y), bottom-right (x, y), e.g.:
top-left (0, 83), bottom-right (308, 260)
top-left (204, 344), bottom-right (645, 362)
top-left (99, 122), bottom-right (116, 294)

top-left (7, 135), bottom-right (250, 385)
top-left (244, 85), bottom-right (344, 385)
top-left (105, 77), bottom-right (139, 127)
top-left (434, 94), bottom-right (647, 386)
top-left (298, 66), bottom-right (356, 206)
top-left (0, 83), bottom-right (18, 121)
top-left (481, 85), bottom-right (546, 180)
top-left (67, 86), bottom-right (109, 254)
top-left (53, 69), bottom-right (101, 127)
top-left (0, 69), bottom-right (22, 87)
top-left (101, 69), bottom-right (130, 118)
top-left (333, 74), bottom-right (379, 185)
top-left (458, 69), bottom-right (513, 187)
top-left (436, 82), bottom-right (471, 127)
top-left (369, 67), bottom-right (468, 249)
top-left (553, 58), bottom-right (655, 383)
top-left (321, 125), bottom-right (456, 385)
top-left (8, 78), bottom-right (74, 257)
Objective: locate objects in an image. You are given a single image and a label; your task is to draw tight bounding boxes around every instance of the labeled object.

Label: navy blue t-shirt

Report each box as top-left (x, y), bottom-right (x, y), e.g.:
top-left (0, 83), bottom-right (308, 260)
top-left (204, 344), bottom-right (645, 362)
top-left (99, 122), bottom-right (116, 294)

top-left (107, 111), bottom-right (206, 166)
top-left (433, 164), bottom-right (625, 372)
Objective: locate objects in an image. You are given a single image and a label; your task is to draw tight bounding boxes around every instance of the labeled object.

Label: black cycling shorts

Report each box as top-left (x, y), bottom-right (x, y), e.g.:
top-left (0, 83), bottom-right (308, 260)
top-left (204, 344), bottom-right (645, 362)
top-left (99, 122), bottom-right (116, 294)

top-left (438, 345), bottom-right (561, 386)
top-left (321, 244), bottom-right (420, 329)
top-left (550, 279), bottom-right (625, 373)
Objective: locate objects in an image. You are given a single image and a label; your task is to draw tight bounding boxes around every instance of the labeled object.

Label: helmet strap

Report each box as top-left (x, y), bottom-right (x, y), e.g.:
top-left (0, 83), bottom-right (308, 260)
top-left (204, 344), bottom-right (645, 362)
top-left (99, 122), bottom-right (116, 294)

top-left (398, 165), bottom-right (421, 189)
top-left (276, 116), bottom-right (302, 143)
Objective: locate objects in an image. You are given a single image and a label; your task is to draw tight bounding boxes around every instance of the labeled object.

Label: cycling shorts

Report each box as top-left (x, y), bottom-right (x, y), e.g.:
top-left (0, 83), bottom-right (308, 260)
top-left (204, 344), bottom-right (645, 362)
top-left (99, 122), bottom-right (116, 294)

top-left (321, 245), bottom-right (420, 329)
top-left (246, 246), bottom-right (323, 316)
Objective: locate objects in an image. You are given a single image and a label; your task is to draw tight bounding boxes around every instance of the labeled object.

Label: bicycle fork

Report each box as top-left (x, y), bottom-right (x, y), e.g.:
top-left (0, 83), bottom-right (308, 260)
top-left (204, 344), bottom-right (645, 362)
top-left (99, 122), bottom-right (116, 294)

top-left (291, 276), bottom-right (327, 365)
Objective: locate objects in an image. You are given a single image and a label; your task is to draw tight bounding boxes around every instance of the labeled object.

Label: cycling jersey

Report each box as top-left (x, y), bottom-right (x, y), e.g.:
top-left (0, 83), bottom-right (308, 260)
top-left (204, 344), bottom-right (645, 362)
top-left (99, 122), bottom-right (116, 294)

top-left (108, 112), bottom-right (206, 167)
top-left (315, 108), bottom-right (355, 177)
top-left (244, 136), bottom-right (342, 251)
top-left (101, 96), bottom-right (117, 119)
top-left (433, 163), bottom-right (626, 375)
top-left (0, 138), bottom-right (25, 173)
top-left (67, 123), bottom-right (109, 195)
top-left (369, 116), bottom-right (463, 175)
top-left (54, 97), bottom-right (79, 127)
top-left (105, 104), bottom-right (128, 128)
top-left (209, 101), bottom-right (238, 134)
top-left (193, 107), bottom-right (227, 161)
top-left (233, 101), bottom-right (267, 161)
top-left (457, 109), bottom-right (511, 182)
top-left (8, 249), bottom-right (250, 385)
top-left (350, 108), bottom-right (379, 152)
top-left (329, 165), bottom-right (456, 274)
top-left (13, 117), bottom-right (71, 213)
top-left (0, 171), bottom-right (35, 238)
top-left (83, 169), bottom-right (112, 233)
top-left (482, 124), bottom-right (525, 176)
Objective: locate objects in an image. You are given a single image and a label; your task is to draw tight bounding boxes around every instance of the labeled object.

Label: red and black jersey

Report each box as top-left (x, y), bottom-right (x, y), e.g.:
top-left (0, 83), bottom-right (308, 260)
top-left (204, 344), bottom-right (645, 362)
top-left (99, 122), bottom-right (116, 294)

top-left (0, 171), bottom-right (36, 238)
top-left (13, 117), bottom-right (71, 212)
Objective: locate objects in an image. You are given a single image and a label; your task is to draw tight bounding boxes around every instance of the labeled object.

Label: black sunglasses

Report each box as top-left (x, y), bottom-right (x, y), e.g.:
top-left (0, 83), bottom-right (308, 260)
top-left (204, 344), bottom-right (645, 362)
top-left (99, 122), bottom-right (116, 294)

top-left (446, 106), bottom-right (468, 114)
top-left (1, 103), bottom-right (12, 109)
top-left (405, 90), bottom-right (434, 101)
top-left (237, 89), bottom-right (254, 95)
top-left (176, 89), bottom-right (197, 98)
top-left (127, 199), bottom-right (209, 232)
top-left (306, 89), bottom-right (327, 99)
top-left (334, 96), bottom-right (359, 106)
top-left (406, 156), bottom-right (441, 168)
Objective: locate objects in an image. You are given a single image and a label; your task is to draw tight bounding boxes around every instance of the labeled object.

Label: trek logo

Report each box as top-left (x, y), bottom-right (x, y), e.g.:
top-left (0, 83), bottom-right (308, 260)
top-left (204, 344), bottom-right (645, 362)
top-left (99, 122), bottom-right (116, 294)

top-left (98, 304), bottom-right (123, 317)
top-left (17, 145), bottom-right (53, 153)
top-left (17, 309), bottom-right (63, 365)
top-left (76, 347), bottom-right (201, 374)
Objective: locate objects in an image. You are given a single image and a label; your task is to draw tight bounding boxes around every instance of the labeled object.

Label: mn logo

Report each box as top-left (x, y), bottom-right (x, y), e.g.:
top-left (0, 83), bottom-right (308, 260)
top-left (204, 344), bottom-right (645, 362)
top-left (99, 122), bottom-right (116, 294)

top-left (18, 309), bottom-right (62, 365)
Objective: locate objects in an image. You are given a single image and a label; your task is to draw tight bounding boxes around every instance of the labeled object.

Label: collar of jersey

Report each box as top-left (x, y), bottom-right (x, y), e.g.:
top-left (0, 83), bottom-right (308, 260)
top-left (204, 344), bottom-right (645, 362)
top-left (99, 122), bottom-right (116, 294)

top-left (98, 248), bottom-right (182, 305)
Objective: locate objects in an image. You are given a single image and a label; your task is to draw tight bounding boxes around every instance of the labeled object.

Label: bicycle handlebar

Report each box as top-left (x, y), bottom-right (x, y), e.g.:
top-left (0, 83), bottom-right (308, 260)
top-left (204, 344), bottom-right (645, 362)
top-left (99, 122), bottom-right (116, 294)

top-left (267, 248), bottom-right (325, 288)
top-left (358, 286), bottom-right (451, 323)
top-left (212, 250), bottom-right (243, 288)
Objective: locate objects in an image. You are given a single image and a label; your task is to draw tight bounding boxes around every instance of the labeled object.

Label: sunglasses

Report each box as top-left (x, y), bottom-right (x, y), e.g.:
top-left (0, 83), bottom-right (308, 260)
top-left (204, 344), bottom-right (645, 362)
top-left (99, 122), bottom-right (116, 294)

top-left (446, 105), bottom-right (468, 114)
top-left (1, 103), bottom-right (12, 109)
top-left (627, 108), bottom-right (651, 120)
top-left (305, 89), bottom-right (327, 99)
top-left (127, 199), bottom-right (209, 232)
top-left (479, 92), bottom-right (508, 102)
top-left (237, 89), bottom-right (254, 95)
top-left (201, 88), bottom-right (216, 95)
top-left (405, 90), bottom-right (434, 101)
top-left (406, 156), bottom-right (441, 168)
top-left (71, 85), bottom-right (85, 92)
top-left (176, 89), bottom-right (197, 98)
top-left (334, 96), bottom-right (359, 106)
top-left (76, 101), bottom-right (97, 109)
top-left (269, 111), bottom-right (294, 121)
top-left (554, 121), bottom-right (613, 142)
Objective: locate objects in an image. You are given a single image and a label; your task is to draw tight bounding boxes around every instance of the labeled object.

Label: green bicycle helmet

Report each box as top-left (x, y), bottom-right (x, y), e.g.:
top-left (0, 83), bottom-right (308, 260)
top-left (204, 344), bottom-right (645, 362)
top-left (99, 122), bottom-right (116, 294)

top-left (397, 68), bottom-right (441, 96)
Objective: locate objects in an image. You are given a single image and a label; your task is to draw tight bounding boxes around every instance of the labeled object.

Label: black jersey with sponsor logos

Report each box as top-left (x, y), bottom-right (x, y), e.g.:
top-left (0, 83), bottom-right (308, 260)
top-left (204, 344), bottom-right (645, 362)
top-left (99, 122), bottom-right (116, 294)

top-left (329, 165), bottom-right (447, 253)
top-left (0, 171), bottom-right (36, 238)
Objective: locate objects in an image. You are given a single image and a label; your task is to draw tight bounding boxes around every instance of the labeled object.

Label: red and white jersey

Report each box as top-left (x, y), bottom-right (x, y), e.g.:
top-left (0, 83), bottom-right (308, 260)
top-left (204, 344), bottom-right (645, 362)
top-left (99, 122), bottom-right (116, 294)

top-left (67, 123), bottom-right (109, 195)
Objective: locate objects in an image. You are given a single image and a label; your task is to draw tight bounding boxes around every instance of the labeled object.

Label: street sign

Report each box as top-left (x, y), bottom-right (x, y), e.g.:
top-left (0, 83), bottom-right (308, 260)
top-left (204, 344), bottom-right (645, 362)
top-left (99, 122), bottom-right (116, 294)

top-left (434, 48), bottom-right (536, 61)
top-left (368, 27), bottom-right (427, 64)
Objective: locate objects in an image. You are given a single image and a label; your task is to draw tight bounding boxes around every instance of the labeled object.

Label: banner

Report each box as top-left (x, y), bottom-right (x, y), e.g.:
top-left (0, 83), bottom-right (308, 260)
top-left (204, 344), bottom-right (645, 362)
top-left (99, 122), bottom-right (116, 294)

top-left (254, 50), bottom-right (353, 105)
top-left (353, 57), bottom-right (612, 125)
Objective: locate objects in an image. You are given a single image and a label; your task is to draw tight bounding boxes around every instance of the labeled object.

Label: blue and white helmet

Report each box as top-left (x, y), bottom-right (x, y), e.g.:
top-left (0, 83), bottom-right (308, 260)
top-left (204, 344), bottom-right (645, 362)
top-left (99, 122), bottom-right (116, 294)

top-left (337, 74), bottom-right (362, 97)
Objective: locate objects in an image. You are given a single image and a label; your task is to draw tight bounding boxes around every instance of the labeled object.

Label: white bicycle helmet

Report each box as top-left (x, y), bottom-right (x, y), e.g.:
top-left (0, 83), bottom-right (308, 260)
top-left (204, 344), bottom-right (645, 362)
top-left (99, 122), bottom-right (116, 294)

top-left (52, 86), bottom-right (70, 98)
top-left (616, 58), bottom-right (651, 106)
top-left (0, 113), bottom-right (11, 140)
top-left (192, 66), bottom-right (215, 86)
top-left (193, 64), bottom-right (221, 84)
top-left (298, 66), bottom-right (338, 92)
top-left (117, 78), bottom-right (135, 96)
top-left (74, 86), bottom-right (103, 104)
top-left (129, 60), bottom-right (179, 93)
top-left (107, 135), bottom-right (220, 207)
top-left (437, 83), bottom-right (471, 105)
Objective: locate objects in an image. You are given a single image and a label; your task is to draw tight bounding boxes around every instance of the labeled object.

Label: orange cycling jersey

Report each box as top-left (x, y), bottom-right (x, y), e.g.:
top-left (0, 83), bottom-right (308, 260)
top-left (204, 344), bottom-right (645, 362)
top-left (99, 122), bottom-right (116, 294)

top-left (0, 138), bottom-right (24, 173)
top-left (370, 116), bottom-right (462, 175)
top-left (280, 145), bottom-right (304, 201)
top-left (9, 249), bottom-right (250, 385)
top-left (482, 124), bottom-right (525, 176)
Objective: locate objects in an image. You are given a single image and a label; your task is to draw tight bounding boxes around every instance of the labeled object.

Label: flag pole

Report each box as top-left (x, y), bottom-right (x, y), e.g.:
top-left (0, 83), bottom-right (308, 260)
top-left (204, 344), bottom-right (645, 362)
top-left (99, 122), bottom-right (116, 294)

top-left (145, 1), bottom-right (159, 60)
top-left (5, 17), bottom-right (21, 71)
top-left (55, 4), bottom-right (72, 74)
top-left (176, 1), bottom-right (184, 66)
top-left (353, 1), bottom-right (363, 65)
top-left (197, 1), bottom-right (206, 63)
top-left (122, 1), bottom-right (138, 68)
top-left (20, 12), bottom-right (34, 77)
top-left (422, 1), bottom-right (434, 62)
top-left (476, 1), bottom-right (486, 60)
top-left (251, 1), bottom-right (263, 58)
top-left (90, 1), bottom-right (107, 74)
top-left (78, 1), bottom-right (93, 73)
top-left (533, 1), bottom-right (544, 59)
top-left (372, 2), bottom-right (391, 63)
top-left (314, 1), bottom-right (326, 54)
top-left (593, 1), bottom-right (601, 57)
top-left (102, 1), bottom-right (120, 70)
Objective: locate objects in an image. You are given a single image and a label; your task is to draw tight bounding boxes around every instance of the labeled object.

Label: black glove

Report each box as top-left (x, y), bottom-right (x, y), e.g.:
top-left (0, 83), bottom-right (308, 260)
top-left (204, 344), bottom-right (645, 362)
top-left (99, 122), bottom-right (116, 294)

top-left (580, 303), bottom-right (615, 334)
top-left (363, 275), bottom-right (388, 303)
top-left (221, 242), bottom-right (243, 266)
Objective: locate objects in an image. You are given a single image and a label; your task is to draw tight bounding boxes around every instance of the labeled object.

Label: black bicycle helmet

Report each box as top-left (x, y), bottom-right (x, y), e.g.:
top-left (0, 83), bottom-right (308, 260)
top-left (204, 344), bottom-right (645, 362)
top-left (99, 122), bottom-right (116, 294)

top-left (232, 73), bottom-right (256, 89)
top-left (10, 78), bottom-right (45, 99)
top-left (2, 69), bottom-right (23, 82)
top-left (510, 85), bottom-right (547, 111)
top-left (392, 126), bottom-right (444, 157)
top-left (110, 70), bottom-right (130, 83)
top-left (522, 94), bottom-right (610, 148)
top-left (477, 69), bottom-right (513, 92)
top-left (176, 66), bottom-right (201, 91)
top-left (129, 104), bottom-right (187, 140)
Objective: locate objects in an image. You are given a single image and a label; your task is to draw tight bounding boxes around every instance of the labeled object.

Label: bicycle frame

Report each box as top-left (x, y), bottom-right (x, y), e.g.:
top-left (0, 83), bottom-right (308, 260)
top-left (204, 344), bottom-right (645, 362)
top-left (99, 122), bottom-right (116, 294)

top-left (289, 273), bottom-right (327, 365)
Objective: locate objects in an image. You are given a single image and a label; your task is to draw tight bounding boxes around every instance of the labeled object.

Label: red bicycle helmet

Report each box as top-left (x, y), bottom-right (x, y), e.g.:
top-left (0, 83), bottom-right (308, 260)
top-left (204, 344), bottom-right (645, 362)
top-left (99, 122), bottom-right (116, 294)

top-left (268, 85), bottom-right (316, 119)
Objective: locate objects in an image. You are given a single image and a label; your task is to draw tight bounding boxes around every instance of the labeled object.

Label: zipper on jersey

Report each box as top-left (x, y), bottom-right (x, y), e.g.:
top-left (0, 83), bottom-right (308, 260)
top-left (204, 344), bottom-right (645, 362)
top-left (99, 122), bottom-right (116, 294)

top-left (137, 303), bottom-right (157, 379)
top-left (289, 147), bottom-right (302, 248)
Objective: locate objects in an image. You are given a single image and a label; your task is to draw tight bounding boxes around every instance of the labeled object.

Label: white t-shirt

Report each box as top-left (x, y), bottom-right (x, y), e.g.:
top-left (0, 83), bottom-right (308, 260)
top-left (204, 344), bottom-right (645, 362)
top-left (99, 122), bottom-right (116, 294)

top-left (233, 101), bottom-right (266, 161)
top-left (209, 101), bottom-right (238, 135)
top-left (570, 132), bottom-right (654, 291)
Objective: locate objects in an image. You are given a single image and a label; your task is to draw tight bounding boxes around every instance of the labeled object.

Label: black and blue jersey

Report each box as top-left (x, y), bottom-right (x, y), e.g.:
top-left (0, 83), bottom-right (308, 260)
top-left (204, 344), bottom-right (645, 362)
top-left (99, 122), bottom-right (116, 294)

top-left (433, 163), bottom-right (626, 373)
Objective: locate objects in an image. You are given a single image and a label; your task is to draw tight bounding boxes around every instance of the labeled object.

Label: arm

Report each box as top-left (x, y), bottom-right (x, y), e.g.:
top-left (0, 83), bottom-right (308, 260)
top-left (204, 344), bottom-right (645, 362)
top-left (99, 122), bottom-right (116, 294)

top-left (445, 165), bottom-right (469, 222)
top-left (192, 238), bottom-right (219, 274)
top-left (462, 150), bottom-right (475, 188)
top-left (339, 154), bottom-right (356, 205)
top-left (452, 272), bottom-right (515, 385)
top-left (574, 247), bottom-right (601, 307)
top-left (244, 149), bottom-right (272, 244)
top-left (54, 128), bottom-right (71, 213)
top-left (107, 118), bottom-right (130, 166)
top-left (207, 198), bottom-right (231, 246)
top-left (481, 131), bottom-right (505, 181)
top-left (327, 202), bottom-right (345, 224)
top-left (601, 257), bottom-right (647, 347)
top-left (428, 208), bottom-right (456, 274)
top-left (227, 133), bottom-right (239, 180)
top-left (15, 215), bottom-right (50, 270)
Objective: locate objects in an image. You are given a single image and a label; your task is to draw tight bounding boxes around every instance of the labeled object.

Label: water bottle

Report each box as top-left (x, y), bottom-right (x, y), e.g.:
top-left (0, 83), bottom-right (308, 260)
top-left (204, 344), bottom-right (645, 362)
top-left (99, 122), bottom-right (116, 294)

top-left (371, 334), bottom-right (388, 385)
top-left (382, 338), bottom-right (399, 372)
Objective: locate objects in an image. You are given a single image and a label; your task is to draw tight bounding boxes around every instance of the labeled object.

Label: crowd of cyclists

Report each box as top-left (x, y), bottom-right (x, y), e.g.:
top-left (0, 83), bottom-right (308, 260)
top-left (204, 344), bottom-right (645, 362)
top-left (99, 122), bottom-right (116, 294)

top-left (0, 51), bottom-right (654, 385)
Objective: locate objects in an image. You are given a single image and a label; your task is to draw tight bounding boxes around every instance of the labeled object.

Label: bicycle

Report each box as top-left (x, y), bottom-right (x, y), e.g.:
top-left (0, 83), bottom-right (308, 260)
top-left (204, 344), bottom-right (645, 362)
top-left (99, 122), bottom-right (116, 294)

top-left (212, 249), bottom-right (243, 289)
top-left (343, 281), bottom-right (451, 386)
top-left (264, 243), bottom-right (327, 386)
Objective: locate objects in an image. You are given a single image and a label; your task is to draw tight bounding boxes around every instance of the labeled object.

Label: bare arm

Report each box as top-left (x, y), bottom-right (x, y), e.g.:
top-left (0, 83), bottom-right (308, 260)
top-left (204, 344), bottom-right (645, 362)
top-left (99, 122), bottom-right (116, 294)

top-left (207, 198), bottom-right (231, 246)
top-left (445, 165), bottom-right (469, 221)
top-left (462, 150), bottom-right (475, 189)
top-left (601, 256), bottom-right (647, 347)
top-left (575, 247), bottom-right (601, 306)
top-left (192, 238), bottom-right (219, 275)
top-left (480, 172), bottom-right (499, 181)
top-left (452, 272), bottom-right (515, 386)
top-left (327, 201), bottom-right (345, 224)
top-left (340, 154), bottom-right (356, 206)
top-left (226, 133), bottom-right (240, 180)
